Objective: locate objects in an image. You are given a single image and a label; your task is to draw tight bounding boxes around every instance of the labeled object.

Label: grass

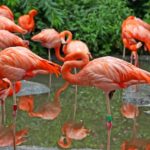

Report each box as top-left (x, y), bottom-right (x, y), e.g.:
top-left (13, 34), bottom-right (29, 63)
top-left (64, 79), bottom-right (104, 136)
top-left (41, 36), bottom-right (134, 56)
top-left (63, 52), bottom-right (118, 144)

top-left (4, 60), bottom-right (150, 149)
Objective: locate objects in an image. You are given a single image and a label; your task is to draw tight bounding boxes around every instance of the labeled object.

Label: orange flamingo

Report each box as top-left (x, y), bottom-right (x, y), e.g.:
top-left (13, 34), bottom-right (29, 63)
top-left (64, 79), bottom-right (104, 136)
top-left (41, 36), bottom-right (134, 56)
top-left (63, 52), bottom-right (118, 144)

top-left (0, 46), bottom-right (60, 81)
top-left (0, 16), bottom-right (27, 34)
top-left (18, 9), bottom-right (38, 33)
top-left (0, 46), bottom-right (60, 149)
top-left (22, 41), bottom-right (91, 120)
top-left (0, 124), bottom-right (28, 147)
top-left (0, 5), bottom-right (14, 21)
top-left (0, 30), bottom-right (29, 49)
top-left (122, 16), bottom-right (150, 66)
top-left (121, 103), bottom-right (139, 138)
top-left (58, 121), bottom-right (90, 148)
top-left (61, 51), bottom-right (150, 150)
top-left (31, 29), bottom-right (72, 62)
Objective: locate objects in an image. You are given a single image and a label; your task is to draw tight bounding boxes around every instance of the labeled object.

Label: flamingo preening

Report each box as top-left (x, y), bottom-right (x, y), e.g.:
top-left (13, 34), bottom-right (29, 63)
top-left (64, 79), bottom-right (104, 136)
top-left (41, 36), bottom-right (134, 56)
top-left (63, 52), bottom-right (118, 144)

top-left (0, 46), bottom-right (60, 149)
top-left (122, 16), bottom-right (150, 66)
top-left (18, 9), bottom-right (38, 33)
top-left (0, 30), bottom-right (29, 49)
top-left (0, 16), bottom-right (27, 34)
top-left (61, 51), bottom-right (150, 150)
top-left (0, 5), bottom-right (14, 21)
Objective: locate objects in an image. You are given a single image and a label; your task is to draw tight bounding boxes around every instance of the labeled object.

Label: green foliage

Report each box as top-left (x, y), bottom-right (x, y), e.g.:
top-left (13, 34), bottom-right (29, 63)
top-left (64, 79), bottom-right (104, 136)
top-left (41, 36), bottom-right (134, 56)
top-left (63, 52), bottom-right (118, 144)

top-left (1, 0), bottom-right (150, 57)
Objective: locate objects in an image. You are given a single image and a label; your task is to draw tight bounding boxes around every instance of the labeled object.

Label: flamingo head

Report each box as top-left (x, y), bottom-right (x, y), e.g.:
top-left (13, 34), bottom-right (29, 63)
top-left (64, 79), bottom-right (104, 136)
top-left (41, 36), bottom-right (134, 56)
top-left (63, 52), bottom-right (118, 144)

top-left (29, 9), bottom-right (38, 17)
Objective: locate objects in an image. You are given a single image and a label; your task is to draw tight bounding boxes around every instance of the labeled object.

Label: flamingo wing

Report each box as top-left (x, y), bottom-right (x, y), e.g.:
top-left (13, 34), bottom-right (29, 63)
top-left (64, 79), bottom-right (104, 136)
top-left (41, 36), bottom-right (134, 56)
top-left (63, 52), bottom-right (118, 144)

top-left (76, 56), bottom-right (150, 91)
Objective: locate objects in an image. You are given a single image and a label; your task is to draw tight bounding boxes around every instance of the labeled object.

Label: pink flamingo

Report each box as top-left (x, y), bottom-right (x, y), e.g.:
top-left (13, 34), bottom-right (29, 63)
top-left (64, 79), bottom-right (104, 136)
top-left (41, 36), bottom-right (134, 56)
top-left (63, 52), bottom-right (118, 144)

top-left (0, 16), bottom-right (27, 34)
top-left (21, 41), bottom-right (91, 120)
top-left (0, 5), bottom-right (14, 21)
top-left (0, 46), bottom-right (60, 149)
top-left (61, 51), bottom-right (150, 150)
top-left (0, 30), bottom-right (29, 49)
top-left (18, 9), bottom-right (38, 33)
top-left (122, 16), bottom-right (150, 66)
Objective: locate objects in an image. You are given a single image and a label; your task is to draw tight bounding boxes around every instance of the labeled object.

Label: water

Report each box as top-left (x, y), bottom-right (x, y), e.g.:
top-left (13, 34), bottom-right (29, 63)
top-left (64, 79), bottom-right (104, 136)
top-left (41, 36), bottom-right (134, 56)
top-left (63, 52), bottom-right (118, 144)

top-left (3, 59), bottom-right (150, 150)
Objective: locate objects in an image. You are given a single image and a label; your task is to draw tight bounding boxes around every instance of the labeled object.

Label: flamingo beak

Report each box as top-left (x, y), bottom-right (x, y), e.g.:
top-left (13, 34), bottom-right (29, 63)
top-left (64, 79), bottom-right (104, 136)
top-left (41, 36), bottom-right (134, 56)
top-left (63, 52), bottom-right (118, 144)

top-left (60, 38), bottom-right (67, 45)
top-left (89, 53), bottom-right (93, 59)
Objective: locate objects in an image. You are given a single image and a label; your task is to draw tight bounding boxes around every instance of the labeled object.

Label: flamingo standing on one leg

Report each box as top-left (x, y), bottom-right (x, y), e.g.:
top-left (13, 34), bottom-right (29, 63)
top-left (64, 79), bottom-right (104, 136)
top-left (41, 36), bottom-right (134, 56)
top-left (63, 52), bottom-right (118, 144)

top-left (0, 30), bottom-right (29, 50)
top-left (122, 16), bottom-right (150, 66)
top-left (31, 29), bottom-right (71, 92)
top-left (61, 51), bottom-right (150, 150)
top-left (0, 5), bottom-right (14, 21)
top-left (32, 29), bottom-right (91, 117)
top-left (0, 16), bottom-right (27, 34)
top-left (18, 9), bottom-right (38, 34)
top-left (23, 39), bottom-right (92, 121)
top-left (0, 46), bottom-right (60, 150)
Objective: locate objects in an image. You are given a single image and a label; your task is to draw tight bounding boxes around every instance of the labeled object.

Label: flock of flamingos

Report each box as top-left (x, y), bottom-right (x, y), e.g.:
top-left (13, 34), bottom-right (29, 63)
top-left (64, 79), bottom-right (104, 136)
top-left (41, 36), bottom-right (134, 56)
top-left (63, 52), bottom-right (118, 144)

top-left (0, 4), bottom-right (149, 150)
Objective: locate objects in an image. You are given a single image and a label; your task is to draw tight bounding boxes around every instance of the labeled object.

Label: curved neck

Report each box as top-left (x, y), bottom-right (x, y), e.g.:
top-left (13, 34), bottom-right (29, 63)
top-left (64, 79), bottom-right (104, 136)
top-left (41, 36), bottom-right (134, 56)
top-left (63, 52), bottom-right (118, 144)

top-left (59, 30), bottom-right (72, 54)
top-left (55, 46), bottom-right (65, 62)
top-left (29, 10), bottom-right (37, 18)
top-left (61, 52), bottom-right (89, 84)
top-left (54, 82), bottom-right (69, 105)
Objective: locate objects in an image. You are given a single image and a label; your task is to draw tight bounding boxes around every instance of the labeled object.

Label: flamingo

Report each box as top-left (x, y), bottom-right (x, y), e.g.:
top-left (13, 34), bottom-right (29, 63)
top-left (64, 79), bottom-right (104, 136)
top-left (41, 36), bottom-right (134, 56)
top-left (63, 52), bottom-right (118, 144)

top-left (61, 51), bottom-right (150, 150)
top-left (58, 121), bottom-right (90, 148)
top-left (0, 30), bottom-right (29, 49)
top-left (32, 29), bottom-right (91, 116)
top-left (0, 5), bottom-right (14, 21)
top-left (18, 9), bottom-right (38, 33)
top-left (31, 29), bottom-right (71, 92)
top-left (120, 103), bottom-right (139, 138)
top-left (0, 124), bottom-right (28, 147)
top-left (0, 16), bottom-right (27, 34)
top-left (22, 42), bottom-right (91, 120)
top-left (122, 16), bottom-right (150, 66)
top-left (0, 46), bottom-right (60, 149)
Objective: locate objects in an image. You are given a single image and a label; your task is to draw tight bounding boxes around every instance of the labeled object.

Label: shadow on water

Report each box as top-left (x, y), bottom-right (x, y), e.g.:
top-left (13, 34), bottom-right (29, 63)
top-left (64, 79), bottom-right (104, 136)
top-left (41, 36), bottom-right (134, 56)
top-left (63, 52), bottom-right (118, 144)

top-left (3, 57), bottom-right (150, 149)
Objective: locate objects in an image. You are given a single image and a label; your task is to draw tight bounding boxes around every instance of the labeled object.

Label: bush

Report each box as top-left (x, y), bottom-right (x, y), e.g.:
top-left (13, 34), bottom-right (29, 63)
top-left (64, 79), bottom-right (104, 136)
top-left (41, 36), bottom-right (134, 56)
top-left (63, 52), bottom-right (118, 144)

top-left (0, 0), bottom-right (134, 57)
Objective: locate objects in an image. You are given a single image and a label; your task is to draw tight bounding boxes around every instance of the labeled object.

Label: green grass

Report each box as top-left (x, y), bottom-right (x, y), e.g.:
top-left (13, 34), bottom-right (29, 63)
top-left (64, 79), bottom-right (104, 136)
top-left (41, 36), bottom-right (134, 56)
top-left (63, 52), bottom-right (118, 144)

top-left (4, 61), bottom-right (150, 149)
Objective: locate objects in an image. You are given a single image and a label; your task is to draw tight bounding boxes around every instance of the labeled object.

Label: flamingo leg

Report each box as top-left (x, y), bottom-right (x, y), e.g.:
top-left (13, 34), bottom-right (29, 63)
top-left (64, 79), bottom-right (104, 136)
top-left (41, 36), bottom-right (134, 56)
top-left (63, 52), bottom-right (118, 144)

top-left (48, 48), bottom-right (52, 99)
top-left (123, 46), bottom-right (126, 59)
top-left (73, 68), bottom-right (78, 120)
top-left (132, 117), bottom-right (137, 139)
top-left (0, 99), bottom-right (5, 125)
top-left (12, 82), bottom-right (17, 150)
top-left (105, 92), bottom-right (112, 150)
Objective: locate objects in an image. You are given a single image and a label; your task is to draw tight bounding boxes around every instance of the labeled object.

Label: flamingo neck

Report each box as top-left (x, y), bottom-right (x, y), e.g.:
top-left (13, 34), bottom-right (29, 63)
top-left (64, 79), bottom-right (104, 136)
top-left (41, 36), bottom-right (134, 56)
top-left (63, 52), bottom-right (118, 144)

top-left (54, 82), bottom-right (69, 105)
top-left (59, 30), bottom-right (72, 52)
top-left (61, 52), bottom-right (89, 84)
top-left (55, 46), bottom-right (65, 62)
